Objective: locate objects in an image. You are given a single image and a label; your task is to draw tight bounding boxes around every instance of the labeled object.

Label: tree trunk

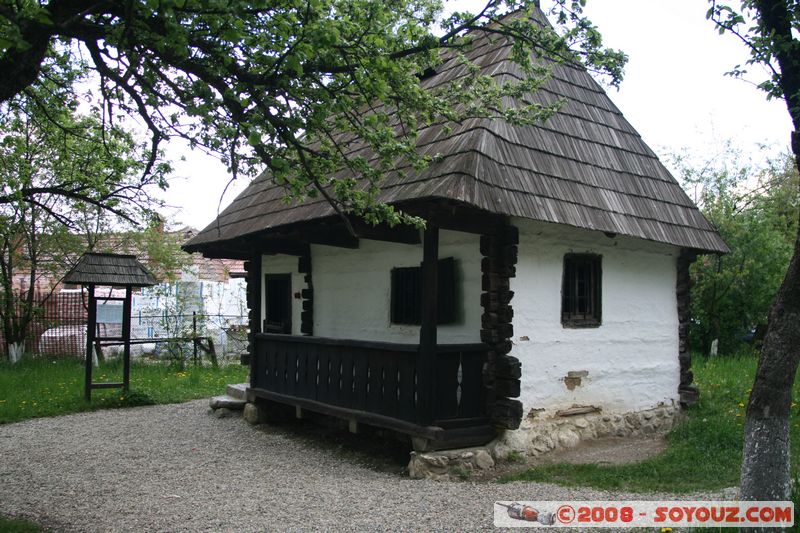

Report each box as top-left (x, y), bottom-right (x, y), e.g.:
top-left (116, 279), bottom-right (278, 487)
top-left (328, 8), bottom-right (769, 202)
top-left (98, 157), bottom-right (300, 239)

top-left (739, 0), bottom-right (800, 506)
top-left (7, 341), bottom-right (24, 363)
top-left (740, 219), bottom-right (800, 503)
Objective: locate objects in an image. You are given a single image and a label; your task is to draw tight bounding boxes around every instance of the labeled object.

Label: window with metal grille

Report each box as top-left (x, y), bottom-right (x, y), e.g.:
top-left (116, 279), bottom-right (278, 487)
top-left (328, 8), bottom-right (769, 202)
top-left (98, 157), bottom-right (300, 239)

top-left (561, 254), bottom-right (601, 327)
top-left (391, 257), bottom-right (456, 325)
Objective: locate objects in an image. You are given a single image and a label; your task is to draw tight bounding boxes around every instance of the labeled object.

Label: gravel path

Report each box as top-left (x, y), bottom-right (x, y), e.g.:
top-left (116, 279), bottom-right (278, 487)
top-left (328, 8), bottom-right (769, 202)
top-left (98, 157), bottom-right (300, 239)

top-left (0, 400), bottom-right (728, 532)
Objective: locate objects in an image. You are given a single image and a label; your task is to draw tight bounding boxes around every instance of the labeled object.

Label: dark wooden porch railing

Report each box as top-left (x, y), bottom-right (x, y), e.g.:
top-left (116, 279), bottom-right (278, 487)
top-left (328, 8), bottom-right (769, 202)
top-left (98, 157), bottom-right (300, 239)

top-left (251, 333), bottom-right (488, 432)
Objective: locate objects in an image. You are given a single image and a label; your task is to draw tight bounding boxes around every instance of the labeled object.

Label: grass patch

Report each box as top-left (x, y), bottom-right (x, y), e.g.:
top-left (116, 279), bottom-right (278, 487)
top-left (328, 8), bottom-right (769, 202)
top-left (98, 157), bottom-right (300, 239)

top-left (0, 356), bottom-right (247, 424)
top-left (0, 515), bottom-right (46, 533)
top-left (501, 352), bottom-right (800, 493)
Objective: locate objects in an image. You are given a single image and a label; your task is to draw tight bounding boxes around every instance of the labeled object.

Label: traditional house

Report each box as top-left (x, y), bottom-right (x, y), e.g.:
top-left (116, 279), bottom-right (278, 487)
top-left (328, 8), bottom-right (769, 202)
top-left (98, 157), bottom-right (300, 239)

top-left (184, 10), bottom-right (726, 456)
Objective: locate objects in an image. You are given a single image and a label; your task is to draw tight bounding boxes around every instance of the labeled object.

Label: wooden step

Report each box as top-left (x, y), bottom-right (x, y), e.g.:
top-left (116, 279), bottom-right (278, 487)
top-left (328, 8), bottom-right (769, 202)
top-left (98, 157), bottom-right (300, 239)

top-left (209, 395), bottom-right (246, 410)
top-left (226, 383), bottom-right (248, 400)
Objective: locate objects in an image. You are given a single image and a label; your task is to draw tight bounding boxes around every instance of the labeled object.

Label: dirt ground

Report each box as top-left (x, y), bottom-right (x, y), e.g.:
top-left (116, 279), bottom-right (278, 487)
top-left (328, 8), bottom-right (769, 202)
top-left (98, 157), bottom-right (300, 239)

top-left (474, 435), bottom-right (668, 481)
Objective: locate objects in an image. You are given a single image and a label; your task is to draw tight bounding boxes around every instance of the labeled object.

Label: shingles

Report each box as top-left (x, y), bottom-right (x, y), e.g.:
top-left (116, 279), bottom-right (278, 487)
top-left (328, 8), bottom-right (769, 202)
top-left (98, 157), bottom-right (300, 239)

top-left (63, 253), bottom-right (158, 287)
top-left (184, 7), bottom-right (728, 255)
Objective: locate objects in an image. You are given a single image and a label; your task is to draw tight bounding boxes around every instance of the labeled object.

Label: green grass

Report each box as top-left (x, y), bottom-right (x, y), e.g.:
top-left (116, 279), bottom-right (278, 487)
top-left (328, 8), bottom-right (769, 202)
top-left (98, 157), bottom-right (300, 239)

top-left (502, 352), bottom-right (800, 493)
top-left (0, 514), bottom-right (46, 533)
top-left (0, 356), bottom-right (248, 424)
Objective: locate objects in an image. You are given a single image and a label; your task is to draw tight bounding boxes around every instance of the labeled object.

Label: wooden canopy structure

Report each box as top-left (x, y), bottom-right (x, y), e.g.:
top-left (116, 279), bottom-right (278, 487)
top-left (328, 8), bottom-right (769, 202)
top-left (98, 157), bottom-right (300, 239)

top-left (63, 253), bottom-right (157, 400)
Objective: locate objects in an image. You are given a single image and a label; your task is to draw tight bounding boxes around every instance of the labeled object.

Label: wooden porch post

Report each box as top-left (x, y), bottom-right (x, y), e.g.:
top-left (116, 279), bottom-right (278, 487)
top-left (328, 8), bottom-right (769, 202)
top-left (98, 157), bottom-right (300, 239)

top-left (84, 284), bottom-right (96, 401)
top-left (122, 285), bottom-right (132, 391)
top-left (245, 256), bottom-right (262, 386)
top-left (418, 224), bottom-right (439, 425)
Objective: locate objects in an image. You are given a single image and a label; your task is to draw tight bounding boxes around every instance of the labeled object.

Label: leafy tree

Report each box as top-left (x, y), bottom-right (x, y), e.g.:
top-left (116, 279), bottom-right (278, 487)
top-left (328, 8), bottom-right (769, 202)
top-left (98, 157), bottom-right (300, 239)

top-left (0, 0), bottom-right (625, 230)
top-left (680, 150), bottom-right (798, 355)
top-left (708, 0), bottom-right (800, 503)
top-left (0, 72), bottom-right (168, 361)
top-left (108, 216), bottom-right (192, 284)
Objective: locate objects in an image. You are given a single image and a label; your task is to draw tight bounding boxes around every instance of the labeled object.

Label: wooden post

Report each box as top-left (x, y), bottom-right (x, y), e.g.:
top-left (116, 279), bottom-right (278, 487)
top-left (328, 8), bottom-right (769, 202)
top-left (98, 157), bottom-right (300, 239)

top-left (417, 224), bottom-right (439, 425)
top-left (245, 256), bottom-right (262, 387)
top-left (84, 284), bottom-right (96, 401)
top-left (677, 250), bottom-right (698, 406)
top-left (192, 311), bottom-right (198, 365)
top-left (122, 285), bottom-right (132, 391)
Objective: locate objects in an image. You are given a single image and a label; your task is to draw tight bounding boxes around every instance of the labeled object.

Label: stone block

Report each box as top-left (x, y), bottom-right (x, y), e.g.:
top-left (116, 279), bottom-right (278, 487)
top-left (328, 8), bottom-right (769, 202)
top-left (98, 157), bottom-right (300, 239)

top-left (557, 429), bottom-right (580, 448)
top-left (243, 402), bottom-right (266, 425)
top-left (475, 450), bottom-right (495, 470)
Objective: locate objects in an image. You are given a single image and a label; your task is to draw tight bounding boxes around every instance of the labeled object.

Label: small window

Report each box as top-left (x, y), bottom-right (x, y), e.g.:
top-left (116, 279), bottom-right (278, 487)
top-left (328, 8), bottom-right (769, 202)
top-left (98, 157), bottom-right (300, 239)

top-left (391, 257), bottom-right (457, 325)
top-left (561, 254), bottom-right (601, 327)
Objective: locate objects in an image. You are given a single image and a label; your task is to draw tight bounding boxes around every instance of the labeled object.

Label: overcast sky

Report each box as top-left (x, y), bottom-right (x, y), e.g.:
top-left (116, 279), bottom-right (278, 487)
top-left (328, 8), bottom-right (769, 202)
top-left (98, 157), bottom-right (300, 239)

top-left (158, 0), bottom-right (793, 231)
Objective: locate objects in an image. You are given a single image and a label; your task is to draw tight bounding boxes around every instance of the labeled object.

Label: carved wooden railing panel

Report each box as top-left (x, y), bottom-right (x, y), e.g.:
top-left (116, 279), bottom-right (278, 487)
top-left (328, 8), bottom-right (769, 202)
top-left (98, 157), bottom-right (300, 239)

top-left (252, 334), bottom-right (487, 425)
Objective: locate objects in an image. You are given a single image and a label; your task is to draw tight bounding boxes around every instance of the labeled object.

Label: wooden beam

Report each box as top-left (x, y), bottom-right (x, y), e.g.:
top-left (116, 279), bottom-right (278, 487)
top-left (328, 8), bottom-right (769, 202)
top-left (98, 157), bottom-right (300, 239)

top-left (248, 387), bottom-right (446, 440)
top-left (351, 219), bottom-right (421, 245)
top-left (404, 202), bottom-right (506, 235)
top-left (298, 227), bottom-right (359, 249)
top-left (252, 237), bottom-right (310, 256)
top-left (417, 224), bottom-right (439, 426)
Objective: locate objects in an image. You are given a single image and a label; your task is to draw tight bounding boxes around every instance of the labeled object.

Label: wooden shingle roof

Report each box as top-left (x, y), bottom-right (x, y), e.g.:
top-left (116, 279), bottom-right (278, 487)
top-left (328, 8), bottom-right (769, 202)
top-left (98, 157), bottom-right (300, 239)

top-left (185, 9), bottom-right (728, 254)
top-left (63, 253), bottom-right (158, 287)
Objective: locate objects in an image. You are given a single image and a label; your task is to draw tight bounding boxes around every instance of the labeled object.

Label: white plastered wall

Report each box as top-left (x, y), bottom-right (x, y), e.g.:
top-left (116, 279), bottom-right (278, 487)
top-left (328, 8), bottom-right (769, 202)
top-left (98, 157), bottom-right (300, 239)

top-left (311, 230), bottom-right (482, 344)
top-left (511, 218), bottom-right (681, 415)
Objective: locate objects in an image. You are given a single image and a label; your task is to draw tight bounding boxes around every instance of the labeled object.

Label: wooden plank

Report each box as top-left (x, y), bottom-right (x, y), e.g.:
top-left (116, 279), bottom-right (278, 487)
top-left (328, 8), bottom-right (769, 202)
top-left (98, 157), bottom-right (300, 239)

top-left (459, 349), bottom-right (487, 417)
top-left (327, 345), bottom-right (342, 406)
top-left (316, 344), bottom-right (329, 401)
top-left (305, 343), bottom-right (318, 399)
top-left (248, 387), bottom-right (446, 441)
top-left (339, 347), bottom-right (354, 409)
top-left (285, 344), bottom-right (298, 397)
top-left (275, 343), bottom-right (287, 395)
top-left (364, 353), bottom-right (380, 415)
top-left (255, 332), bottom-right (418, 353)
top-left (353, 347), bottom-right (369, 411)
top-left (397, 356), bottom-right (417, 423)
top-left (90, 382), bottom-right (125, 389)
top-left (434, 351), bottom-right (460, 420)
top-left (254, 340), bottom-right (267, 389)
top-left (382, 356), bottom-right (399, 419)
top-left (295, 344), bottom-right (307, 397)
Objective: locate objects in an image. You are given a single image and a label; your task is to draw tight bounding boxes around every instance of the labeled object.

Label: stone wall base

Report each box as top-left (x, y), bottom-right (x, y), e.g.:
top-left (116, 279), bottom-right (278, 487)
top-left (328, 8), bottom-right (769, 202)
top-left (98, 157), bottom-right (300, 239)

top-left (408, 405), bottom-right (680, 480)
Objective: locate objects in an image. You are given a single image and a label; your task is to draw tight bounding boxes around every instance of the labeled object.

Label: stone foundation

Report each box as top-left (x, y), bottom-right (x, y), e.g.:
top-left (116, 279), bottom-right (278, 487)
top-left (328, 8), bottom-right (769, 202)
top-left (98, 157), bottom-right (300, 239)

top-left (408, 448), bottom-right (495, 481)
top-left (408, 405), bottom-right (680, 480)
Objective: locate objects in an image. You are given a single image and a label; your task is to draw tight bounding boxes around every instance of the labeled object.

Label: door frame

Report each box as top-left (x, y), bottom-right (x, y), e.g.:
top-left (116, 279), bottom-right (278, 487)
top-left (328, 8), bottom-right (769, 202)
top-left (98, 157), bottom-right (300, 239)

top-left (263, 273), bottom-right (292, 334)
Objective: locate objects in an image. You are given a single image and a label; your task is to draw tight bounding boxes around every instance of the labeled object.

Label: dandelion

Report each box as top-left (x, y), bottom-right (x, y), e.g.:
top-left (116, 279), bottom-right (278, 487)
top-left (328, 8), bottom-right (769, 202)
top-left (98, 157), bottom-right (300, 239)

top-left (661, 528), bottom-right (673, 533)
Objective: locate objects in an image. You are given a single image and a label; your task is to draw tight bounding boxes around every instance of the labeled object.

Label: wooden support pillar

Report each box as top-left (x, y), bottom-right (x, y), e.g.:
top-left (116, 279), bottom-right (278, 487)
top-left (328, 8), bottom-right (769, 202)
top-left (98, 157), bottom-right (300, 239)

top-left (417, 224), bottom-right (439, 426)
top-left (122, 285), bottom-right (132, 391)
top-left (677, 250), bottom-right (699, 406)
top-left (244, 256), bottom-right (262, 386)
top-left (84, 284), bottom-right (96, 401)
top-left (480, 224), bottom-right (523, 430)
top-left (298, 254), bottom-right (313, 335)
